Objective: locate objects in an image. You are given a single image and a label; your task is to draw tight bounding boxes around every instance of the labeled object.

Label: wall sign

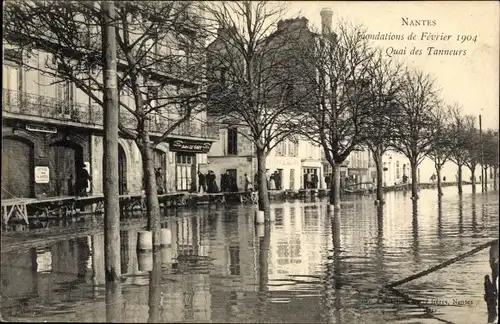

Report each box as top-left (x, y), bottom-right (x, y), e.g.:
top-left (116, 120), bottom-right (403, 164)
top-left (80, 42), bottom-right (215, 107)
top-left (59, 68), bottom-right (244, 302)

top-left (26, 124), bottom-right (57, 134)
top-left (35, 166), bottom-right (50, 183)
top-left (169, 139), bottom-right (212, 153)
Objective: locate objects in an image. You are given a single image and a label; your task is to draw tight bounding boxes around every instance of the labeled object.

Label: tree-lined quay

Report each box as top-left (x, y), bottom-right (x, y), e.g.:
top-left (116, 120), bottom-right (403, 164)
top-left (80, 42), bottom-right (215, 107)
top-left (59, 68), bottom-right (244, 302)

top-left (3, 1), bottom-right (498, 286)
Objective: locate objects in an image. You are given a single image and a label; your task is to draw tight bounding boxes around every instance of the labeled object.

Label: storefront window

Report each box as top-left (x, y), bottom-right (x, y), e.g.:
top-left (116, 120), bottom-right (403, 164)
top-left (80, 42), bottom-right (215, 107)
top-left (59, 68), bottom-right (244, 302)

top-left (176, 153), bottom-right (195, 191)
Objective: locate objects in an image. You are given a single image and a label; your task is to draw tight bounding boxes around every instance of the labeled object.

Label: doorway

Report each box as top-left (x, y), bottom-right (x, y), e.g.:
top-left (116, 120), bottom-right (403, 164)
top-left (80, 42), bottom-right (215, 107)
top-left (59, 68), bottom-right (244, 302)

top-left (49, 140), bottom-right (83, 196)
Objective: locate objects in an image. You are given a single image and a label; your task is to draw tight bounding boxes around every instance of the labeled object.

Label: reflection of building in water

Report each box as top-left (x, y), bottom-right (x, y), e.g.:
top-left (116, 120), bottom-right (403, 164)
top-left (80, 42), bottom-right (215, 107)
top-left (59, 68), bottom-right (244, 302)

top-left (206, 208), bottom-right (260, 323)
top-left (269, 203), bottom-right (329, 284)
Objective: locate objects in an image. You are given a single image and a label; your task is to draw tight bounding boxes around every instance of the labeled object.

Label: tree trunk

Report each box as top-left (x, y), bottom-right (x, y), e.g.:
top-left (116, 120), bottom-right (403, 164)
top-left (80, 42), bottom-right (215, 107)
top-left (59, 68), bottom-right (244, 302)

top-left (470, 166), bottom-right (476, 193)
top-left (494, 167), bottom-right (498, 190)
top-left (102, 0), bottom-right (121, 283)
top-left (374, 152), bottom-right (384, 204)
top-left (484, 166), bottom-right (488, 191)
top-left (436, 165), bottom-right (443, 196)
top-left (138, 134), bottom-right (161, 248)
top-left (256, 150), bottom-right (270, 216)
top-left (410, 161), bottom-right (419, 200)
top-left (457, 164), bottom-right (463, 195)
top-left (329, 162), bottom-right (341, 210)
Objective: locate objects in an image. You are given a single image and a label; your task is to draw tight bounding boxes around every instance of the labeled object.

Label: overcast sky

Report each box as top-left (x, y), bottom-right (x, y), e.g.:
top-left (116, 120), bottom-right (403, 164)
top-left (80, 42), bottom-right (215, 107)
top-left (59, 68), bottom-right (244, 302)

top-left (283, 1), bottom-right (499, 129)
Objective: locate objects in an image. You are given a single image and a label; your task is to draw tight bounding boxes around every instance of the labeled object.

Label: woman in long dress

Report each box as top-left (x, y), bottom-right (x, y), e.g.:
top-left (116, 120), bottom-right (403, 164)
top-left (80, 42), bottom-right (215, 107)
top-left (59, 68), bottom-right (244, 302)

top-left (269, 174), bottom-right (276, 190)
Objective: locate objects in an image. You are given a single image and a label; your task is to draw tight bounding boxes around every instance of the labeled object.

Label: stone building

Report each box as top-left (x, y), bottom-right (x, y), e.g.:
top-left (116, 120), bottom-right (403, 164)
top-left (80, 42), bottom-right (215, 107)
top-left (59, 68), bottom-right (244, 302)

top-left (2, 5), bottom-right (218, 199)
top-left (205, 14), bottom-right (324, 191)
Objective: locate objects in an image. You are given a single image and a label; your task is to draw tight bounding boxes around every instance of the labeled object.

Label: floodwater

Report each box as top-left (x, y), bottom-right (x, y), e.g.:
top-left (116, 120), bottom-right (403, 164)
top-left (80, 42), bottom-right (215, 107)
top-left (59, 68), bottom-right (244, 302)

top-left (1, 185), bottom-right (498, 324)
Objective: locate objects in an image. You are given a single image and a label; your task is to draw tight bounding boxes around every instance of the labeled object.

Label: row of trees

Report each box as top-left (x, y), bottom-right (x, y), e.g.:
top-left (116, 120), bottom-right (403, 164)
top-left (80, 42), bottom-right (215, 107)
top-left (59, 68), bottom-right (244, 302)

top-left (4, 1), bottom-right (498, 234)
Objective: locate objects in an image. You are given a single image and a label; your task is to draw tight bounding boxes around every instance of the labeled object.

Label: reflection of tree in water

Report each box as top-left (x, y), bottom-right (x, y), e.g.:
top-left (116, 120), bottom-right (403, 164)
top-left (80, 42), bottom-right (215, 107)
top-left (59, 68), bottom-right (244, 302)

top-left (411, 201), bottom-right (421, 265)
top-left (106, 282), bottom-right (123, 323)
top-left (471, 196), bottom-right (478, 230)
top-left (458, 195), bottom-right (464, 234)
top-left (147, 251), bottom-right (162, 323)
top-left (257, 224), bottom-right (271, 317)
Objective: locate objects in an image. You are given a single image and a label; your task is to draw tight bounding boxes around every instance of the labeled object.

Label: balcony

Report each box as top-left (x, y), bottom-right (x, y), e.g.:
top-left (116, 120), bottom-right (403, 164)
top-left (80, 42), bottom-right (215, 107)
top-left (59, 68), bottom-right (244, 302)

top-left (2, 89), bottom-right (219, 140)
top-left (2, 89), bottom-right (103, 126)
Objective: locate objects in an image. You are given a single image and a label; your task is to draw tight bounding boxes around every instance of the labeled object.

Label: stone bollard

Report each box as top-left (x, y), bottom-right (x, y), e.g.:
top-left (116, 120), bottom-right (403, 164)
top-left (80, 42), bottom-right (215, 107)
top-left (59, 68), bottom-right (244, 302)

top-left (256, 224), bottom-right (265, 238)
top-left (137, 251), bottom-right (153, 272)
top-left (137, 231), bottom-right (153, 252)
top-left (160, 228), bottom-right (172, 246)
top-left (255, 210), bottom-right (265, 224)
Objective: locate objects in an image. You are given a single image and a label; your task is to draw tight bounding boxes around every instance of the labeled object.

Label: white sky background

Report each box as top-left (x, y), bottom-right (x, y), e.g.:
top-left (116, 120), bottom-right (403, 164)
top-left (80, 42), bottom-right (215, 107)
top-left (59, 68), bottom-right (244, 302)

top-left (281, 1), bottom-right (499, 130)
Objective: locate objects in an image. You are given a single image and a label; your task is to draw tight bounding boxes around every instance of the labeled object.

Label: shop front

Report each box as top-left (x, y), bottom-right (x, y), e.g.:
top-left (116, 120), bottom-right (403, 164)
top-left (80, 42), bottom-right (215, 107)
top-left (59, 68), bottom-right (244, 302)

top-left (169, 139), bottom-right (212, 192)
top-left (301, 159), bottom-right (323, 189)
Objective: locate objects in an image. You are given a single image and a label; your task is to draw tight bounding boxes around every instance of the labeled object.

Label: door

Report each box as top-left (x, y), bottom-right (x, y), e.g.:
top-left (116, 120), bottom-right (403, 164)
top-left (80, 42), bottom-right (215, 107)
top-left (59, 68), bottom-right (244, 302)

top-left (2, 137), bottom-right (34, 198)
top-left (226, 168), bottom-right (237, 191)
top-left (49, 141), bottom-right (83, 196)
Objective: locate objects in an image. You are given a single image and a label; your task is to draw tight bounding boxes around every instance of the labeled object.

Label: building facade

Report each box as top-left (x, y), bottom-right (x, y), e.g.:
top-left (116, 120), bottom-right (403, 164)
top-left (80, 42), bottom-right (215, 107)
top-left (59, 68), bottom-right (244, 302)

top-left (207, 126), bottom-right (324, 190)
top-left (2, 11), bottom-right (218, 199)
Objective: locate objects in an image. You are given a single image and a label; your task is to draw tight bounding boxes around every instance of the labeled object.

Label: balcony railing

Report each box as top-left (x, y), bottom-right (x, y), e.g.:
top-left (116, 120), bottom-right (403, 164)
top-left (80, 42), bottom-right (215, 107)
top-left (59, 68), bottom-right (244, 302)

top-left (3, 89), bottom-right (103, 125)
top-left (3, 89), bottom-right (219, 139)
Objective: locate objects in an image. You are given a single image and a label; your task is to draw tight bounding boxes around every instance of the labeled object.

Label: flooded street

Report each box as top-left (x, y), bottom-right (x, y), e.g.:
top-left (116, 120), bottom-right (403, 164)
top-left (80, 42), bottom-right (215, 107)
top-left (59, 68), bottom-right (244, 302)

top-left (1, 186), bottom-right (498, 324)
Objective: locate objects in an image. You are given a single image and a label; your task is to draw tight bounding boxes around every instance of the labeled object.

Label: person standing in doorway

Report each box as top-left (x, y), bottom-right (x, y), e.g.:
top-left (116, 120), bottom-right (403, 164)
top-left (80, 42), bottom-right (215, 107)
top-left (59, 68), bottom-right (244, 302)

top-left (325, 174), bottom-right (331, 189)
top-left (312, 171), bottom-right (318, 189)
top-left (155, 167), bottom-right (164, 194)
top-left (274, 171), bottom-right (282, 190)
top-left (306, 172), bottom-right (312, 189)
top-left (75, 164), bottom-right (92, 197)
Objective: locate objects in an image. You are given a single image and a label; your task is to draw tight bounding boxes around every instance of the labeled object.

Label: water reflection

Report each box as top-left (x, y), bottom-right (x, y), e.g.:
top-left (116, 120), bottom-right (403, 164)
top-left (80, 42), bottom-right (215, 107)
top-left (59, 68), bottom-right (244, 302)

top-left (411, 202), bottom-right (421, 265)
top-left (0, 187), bottom-right (498, 323)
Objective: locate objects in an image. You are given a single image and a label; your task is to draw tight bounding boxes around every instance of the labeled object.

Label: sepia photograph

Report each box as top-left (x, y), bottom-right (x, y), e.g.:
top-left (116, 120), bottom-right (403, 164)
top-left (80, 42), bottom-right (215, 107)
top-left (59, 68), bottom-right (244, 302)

top-left (1, 1), bottom-right (499, 323)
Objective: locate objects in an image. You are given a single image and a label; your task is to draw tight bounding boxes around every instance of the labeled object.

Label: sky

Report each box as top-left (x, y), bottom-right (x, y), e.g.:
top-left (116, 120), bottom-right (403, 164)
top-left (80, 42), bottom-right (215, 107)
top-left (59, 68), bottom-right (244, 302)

top-left (283, 1), bottom-right (499, 130)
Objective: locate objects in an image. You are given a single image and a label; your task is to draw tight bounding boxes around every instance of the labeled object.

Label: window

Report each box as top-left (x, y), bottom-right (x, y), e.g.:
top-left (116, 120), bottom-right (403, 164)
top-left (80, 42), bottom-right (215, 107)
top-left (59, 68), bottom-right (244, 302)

top-left (56, 80), bottom-right (74, 115)
top-left (227, 127), bottom-right (238, 155)
top-left (289, 169), bottom-right (295, 189)
top-left (287, 139), bottom-right (298, 157)
top-left (276, 141), bottom-right (286, 156)
top-left (396, 161), bottom-right (400, 180)
top-left (2, 64), bottom-right (20, 110)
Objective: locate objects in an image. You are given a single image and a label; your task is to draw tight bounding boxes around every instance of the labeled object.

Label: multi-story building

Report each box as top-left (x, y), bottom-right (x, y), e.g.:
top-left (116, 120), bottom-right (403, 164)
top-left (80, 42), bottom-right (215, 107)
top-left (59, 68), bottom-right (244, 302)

top-left (205, 15), bottom-right (324, 191)
top-left (207, 127), bottom-right (323, 190)
top-left (2, 4), bottom-right (218, 199)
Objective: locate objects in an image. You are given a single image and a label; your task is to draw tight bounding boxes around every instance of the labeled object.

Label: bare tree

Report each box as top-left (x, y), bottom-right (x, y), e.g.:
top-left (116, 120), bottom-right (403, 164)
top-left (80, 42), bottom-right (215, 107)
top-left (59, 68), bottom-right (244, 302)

top-left (462, 117), bottom-right (481, 193)
top-left (483, 129), bottom-right (498, 190)
top-left (4, 1), bottom-right (209, 246)
top-left (448, 105), bottom-right (474, 195)
top-left (362, 50), bottom-right (404, 204)
top-left (392, 68), bottom-right (440, 200)
top-left (204, 1), bottom-right (309, 215)
top-left (427, 105), bottom-right (455, 196)
top-left (296, 20), bottom-right (375, 209)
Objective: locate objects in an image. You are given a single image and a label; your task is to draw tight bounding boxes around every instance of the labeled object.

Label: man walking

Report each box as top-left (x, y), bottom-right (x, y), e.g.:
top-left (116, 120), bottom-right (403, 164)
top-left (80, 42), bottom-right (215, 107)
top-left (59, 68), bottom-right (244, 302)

top-left (75, 164), bottom-right (92, 197)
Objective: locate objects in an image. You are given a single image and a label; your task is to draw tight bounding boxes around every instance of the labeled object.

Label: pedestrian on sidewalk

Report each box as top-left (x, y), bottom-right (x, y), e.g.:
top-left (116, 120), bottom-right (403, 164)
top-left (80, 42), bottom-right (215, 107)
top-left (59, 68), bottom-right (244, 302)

top-left (244, 173), bottom-right (252, 192)
top-left (198, 171), bottom-right (207, 193)
top-left (155, 168), bottom-right (164, 194)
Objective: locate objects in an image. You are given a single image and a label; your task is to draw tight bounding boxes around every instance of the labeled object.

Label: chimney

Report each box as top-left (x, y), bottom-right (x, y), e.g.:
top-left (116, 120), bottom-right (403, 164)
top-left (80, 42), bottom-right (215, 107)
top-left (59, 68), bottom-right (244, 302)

top-left (320, 8), bottom-right (333, 35)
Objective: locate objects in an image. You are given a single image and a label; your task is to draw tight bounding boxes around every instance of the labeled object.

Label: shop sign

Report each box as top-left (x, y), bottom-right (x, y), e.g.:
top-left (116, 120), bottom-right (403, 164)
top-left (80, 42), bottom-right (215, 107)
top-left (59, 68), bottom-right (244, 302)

top-left (35, 166), bottom-right (50, 183)
top-left (26, 124), bottom-right (57, 134)
top-left (169, 139), bottom-right (212, 153)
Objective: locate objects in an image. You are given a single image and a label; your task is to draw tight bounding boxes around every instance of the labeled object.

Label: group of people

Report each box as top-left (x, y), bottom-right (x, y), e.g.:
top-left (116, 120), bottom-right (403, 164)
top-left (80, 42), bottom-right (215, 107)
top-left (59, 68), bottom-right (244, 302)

top-left (197, 170), bottom-right (240, 194)
top-left (303, 172), bottom-right (319, 189)
top-left (266, 171), bottom-right (282, 190)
